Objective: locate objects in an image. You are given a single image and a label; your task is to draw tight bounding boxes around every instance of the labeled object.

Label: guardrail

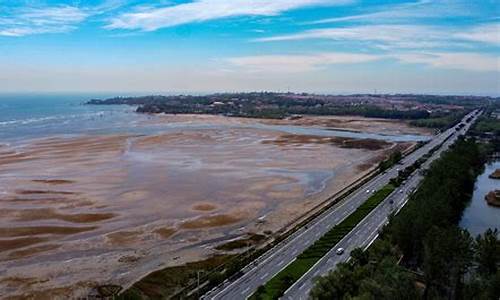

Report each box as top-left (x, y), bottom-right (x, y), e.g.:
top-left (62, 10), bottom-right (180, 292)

top-left (190, 144), bottom-right (428, 298)
top-left (188, 113), bottom-right (475, 299)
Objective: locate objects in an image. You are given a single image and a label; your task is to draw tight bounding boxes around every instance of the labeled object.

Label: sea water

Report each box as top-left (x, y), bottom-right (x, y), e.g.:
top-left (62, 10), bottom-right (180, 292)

top-left (1, 94), bottom-right (431, 145)
top-left (0, 93), bottom-right (146, 143)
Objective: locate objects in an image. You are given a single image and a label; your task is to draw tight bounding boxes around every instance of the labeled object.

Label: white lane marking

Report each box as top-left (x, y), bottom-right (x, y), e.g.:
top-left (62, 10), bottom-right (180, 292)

top-left (210, 124), bottom-right (468, 299)
top-left (278, 259), bottom-right (285, 266)
top-left (260, 272), bottom-right (269, 280)
top-left (241, 287), bottom-right (250, 295)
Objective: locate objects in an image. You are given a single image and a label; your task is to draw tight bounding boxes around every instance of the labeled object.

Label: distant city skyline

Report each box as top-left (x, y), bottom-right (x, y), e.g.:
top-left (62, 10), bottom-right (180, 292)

top-left (1, 0), bottom-right (499, 95)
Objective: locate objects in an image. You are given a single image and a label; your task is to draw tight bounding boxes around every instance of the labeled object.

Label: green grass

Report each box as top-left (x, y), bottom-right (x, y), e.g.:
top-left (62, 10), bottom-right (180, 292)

top-left (251, 184), bottom-right (395, 300)
top-left (116, 255), bottom-right (234, 300)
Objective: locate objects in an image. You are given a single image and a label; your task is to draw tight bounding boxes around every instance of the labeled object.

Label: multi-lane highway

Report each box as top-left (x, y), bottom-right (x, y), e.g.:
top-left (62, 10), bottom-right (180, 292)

top-left (282, 111), bottom-right (479, 299)
top-left (203, 110), bottom-right (479, 300)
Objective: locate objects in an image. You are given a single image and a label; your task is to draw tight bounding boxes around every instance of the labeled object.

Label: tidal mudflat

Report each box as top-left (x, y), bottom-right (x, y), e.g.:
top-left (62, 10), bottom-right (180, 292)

top-left (0, 114), bottom-right (429, 298)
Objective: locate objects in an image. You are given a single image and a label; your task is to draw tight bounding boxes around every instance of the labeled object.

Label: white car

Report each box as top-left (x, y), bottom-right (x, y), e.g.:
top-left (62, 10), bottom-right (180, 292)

top-left (336, 247), bottom-right (345, 255)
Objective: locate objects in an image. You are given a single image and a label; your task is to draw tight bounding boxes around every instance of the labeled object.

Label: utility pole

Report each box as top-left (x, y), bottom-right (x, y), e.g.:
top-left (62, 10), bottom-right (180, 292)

top-left (197, 270), bottom-right (204, 298)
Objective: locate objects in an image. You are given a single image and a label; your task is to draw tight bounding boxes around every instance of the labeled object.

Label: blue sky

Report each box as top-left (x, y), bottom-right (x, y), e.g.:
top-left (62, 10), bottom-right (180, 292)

top-left (0, 0), bottom-right (499, 94)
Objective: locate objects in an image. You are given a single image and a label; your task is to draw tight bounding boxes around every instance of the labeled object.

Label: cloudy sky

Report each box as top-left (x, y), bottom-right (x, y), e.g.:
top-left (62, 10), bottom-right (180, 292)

top-left (0, 0), bottom-right (499, 94)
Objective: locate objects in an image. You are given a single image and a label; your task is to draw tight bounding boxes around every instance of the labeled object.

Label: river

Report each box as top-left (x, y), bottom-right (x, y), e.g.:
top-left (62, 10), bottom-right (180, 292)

top-left (460, 160), bottom-right (500, 236)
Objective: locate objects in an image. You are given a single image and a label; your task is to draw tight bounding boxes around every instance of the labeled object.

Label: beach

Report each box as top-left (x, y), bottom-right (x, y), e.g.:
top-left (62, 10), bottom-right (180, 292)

top-left (0, 110), bottom-right (430, 298)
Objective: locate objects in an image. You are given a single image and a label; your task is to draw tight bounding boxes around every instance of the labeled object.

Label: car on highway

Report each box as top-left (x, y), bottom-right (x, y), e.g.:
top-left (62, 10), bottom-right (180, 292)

top-left (336, 248), bottom-right (345, 255)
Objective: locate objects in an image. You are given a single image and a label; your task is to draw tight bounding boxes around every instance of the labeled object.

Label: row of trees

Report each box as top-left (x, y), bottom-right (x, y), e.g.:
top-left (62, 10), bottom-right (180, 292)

top-left (311, 229), bottom-right (499, 300)
top-left (378, 150), bottom-right (403, 172)
top-left (89, 93), bottom-right (445, 121)
top-left (135, 102), bottom-right (433, 120)
top-left (311, 137), bottom-right (499, 299)
top-left (410, 111), bottom-right (467, 129)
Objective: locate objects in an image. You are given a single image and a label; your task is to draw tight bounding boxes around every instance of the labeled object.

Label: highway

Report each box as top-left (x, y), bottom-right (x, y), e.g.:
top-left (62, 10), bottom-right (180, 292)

top-left (203, 110), bottom-right (479, 300)
top-left (282, 111), bottom-right (478, 299)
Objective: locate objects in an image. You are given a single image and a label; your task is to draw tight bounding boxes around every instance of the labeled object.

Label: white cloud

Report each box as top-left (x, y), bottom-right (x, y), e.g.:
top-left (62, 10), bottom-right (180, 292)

top-left (227, 52), bottom-right (382, 73)
top-left (394, 52), bottom-right (500, 72)
top-left (305, 0), bottom-right (482, 25)
top-left (106, 0), bottom-right (352, 31)
top-left (256, 24), bottom-right (445, 49)
top-left (0, 5), bottom-right (89, 37)
top-left (307, 0), bottom-right (433, 25)
top-left (0, 25), bottom-right (75, 37)
top-left (0, 1), bottom-right (126, 37)
top-left (256, 23), bottom-right (500, 50)
top-left (21, 6), bottom-right (89, 25)
top-left (454, 23), bottom-right (500, 45)
top-left (226, 51), bottom-right (499, 73)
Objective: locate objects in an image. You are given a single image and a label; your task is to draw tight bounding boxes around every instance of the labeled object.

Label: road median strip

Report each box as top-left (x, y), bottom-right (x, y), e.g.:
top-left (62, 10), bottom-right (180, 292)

top-left (250, 184), bottom-right (395, 300)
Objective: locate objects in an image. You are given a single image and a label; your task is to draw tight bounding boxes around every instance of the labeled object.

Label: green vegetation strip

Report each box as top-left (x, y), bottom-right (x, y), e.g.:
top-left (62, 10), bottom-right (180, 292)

top-left (251, 184), bottom-right (396, 299)
top-left (117, 255), bottom-right (234, 300)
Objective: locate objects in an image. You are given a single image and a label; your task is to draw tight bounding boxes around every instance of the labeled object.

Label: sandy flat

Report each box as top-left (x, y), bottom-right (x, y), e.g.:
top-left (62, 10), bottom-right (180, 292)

top-left (144, 113), bottom-right (433, 136)
top-left (0, 115), bottom-right (420, 299)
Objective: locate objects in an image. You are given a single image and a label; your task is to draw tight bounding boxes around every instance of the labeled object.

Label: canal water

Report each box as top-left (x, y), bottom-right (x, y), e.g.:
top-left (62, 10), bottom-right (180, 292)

top-left (460, 160), bottom-right (500, 237)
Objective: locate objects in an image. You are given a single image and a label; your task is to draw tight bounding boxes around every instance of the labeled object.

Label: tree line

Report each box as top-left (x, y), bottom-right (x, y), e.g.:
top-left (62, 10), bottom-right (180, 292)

top-left (311, 137), bottom-right (499, 300)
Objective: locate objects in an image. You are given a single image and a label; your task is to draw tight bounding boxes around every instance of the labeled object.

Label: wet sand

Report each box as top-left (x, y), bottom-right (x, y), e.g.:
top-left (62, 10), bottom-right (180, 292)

top-left (145, 114), bottom-right (433, 136)
top-left (0, 115), bottom-right (420, 298)
top-left (261, 115), bottom-right (433, 135)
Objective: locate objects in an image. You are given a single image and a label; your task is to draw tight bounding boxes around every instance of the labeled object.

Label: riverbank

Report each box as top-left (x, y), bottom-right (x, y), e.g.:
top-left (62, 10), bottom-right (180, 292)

top-left (489, 168), bottom-right (500, 179)
top-left (306, 137), bottom-right (496, 300)
top-left (460, 160), bottom-right (500, 236)
top-left (485, 190), bottom-right (500, 207)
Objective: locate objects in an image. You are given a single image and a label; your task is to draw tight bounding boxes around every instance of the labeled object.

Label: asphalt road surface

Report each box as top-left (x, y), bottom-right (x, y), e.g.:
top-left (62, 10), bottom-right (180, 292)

top-left (203, 110), bottom-right (479, 300)
top-left (282, 111), bottom-right (477, 299)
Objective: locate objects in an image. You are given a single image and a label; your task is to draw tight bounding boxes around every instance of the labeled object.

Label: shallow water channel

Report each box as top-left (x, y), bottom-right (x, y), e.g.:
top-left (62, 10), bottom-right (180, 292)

top-left (460, 160), bottom-right (500, 237)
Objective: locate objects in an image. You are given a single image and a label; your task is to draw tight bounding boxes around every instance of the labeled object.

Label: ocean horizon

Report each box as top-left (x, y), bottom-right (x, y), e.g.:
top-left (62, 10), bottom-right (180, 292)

top-left (0, 94), bottom-right (144, 142)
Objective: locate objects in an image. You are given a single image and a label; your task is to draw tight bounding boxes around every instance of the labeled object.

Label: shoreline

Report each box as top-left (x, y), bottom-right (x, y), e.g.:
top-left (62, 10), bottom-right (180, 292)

top-left (114, 142), bottom-right (413, 299)
top-left (488, 169), bottom-right (500, 179)
top-left (485, 190), bottom-right (500, 207)
top-left (0, 114), bottom-right (426, 299)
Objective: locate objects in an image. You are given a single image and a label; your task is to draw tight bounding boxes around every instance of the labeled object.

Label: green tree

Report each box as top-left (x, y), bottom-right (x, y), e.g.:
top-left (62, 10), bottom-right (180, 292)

top-left (474, 228), bottom-right (499, 276)
top-left (253, 285), bottom-right (267, 300)
top-left (351, 248), bottom-right (369, 266)
top-left (423, 227), bottom-right (473, 299)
